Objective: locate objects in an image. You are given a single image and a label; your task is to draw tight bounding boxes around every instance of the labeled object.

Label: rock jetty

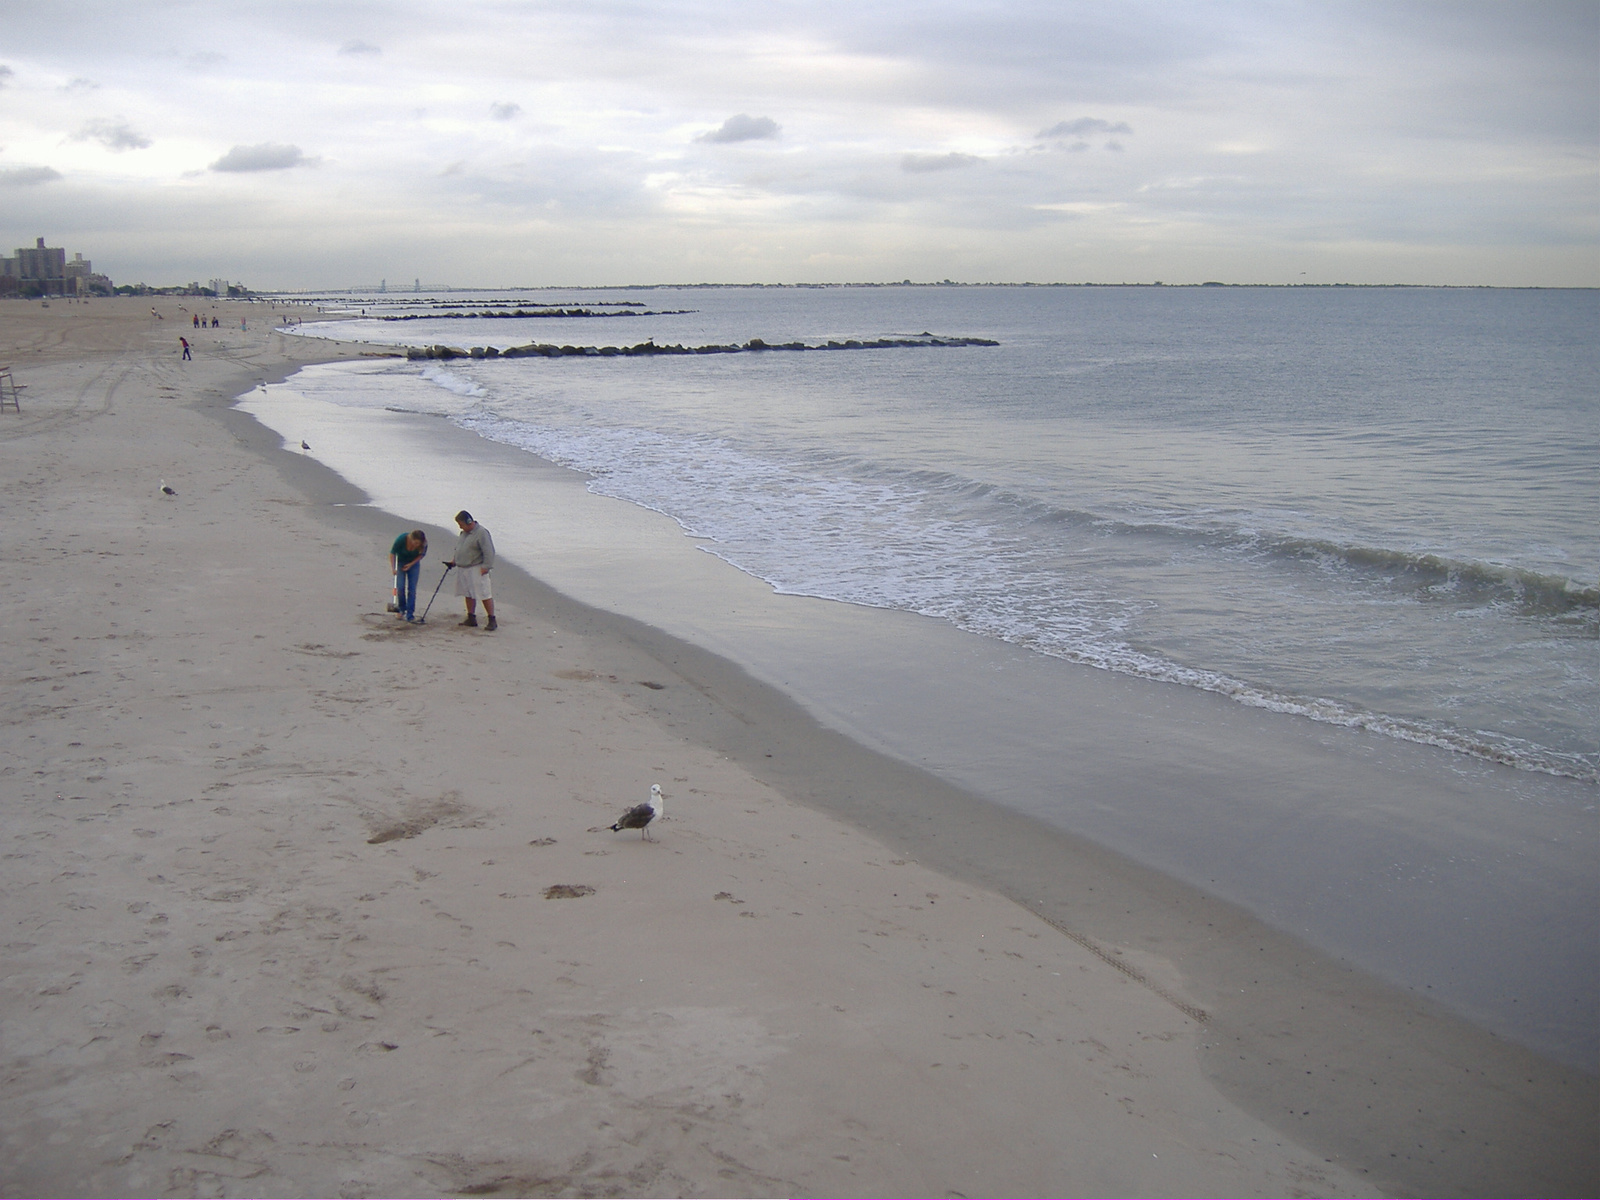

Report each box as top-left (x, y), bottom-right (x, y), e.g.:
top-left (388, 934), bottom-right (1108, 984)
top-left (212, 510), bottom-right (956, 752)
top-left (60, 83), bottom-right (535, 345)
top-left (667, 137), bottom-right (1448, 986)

top-left (405, 334), bottom-right (1000, 361)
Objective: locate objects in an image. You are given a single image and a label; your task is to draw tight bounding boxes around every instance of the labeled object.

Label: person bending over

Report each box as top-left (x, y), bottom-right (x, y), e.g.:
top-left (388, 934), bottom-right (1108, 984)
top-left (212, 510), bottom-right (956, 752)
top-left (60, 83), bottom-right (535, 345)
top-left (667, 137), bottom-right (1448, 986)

top-left (389, 529), bottom-right (428, 622)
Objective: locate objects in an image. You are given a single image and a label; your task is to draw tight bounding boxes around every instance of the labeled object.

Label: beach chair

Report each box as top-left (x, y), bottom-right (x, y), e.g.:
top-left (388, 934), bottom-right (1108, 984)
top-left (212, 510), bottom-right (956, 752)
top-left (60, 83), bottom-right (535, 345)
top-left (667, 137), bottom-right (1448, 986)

top-left (0, 366), bottom-right (24, 414)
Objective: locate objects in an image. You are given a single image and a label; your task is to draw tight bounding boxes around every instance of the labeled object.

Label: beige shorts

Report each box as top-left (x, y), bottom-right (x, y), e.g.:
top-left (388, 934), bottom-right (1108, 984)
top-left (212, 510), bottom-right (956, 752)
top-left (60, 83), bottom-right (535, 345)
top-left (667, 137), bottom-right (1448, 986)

top-left (454, 567), bottom-right (493, 600)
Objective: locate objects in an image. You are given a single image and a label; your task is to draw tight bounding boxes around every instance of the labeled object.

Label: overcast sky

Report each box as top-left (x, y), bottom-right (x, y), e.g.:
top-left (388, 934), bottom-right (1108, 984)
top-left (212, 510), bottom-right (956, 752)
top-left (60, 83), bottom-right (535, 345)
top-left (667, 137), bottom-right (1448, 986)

top-left (1, 1), bottom-right (1594, 288)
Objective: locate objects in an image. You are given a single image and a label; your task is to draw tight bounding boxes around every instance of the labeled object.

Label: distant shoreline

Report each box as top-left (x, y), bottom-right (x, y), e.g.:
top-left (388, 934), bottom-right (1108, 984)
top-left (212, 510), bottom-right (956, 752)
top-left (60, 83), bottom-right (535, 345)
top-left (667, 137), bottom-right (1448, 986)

top-left (263, 280), bottom-right (1598, 295)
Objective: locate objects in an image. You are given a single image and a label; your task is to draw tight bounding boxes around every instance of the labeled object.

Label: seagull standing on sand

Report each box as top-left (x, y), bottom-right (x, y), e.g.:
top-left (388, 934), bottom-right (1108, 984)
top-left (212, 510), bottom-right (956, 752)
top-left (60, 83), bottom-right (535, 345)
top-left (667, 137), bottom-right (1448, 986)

top-left (609, 784), bottom-right (665, 840)
top-left (301, 440), bottom-right (311, 451)
top-left (159, 480), bottom-right (176, 497)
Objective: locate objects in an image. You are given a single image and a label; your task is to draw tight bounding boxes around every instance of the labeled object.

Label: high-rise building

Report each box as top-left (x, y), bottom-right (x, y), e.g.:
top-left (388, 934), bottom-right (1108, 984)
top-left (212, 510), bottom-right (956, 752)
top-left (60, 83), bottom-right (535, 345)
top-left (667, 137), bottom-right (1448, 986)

top-left (2, 237), bottom-right (109, 295)
top-left (15, 237), bottom-right (67, 287)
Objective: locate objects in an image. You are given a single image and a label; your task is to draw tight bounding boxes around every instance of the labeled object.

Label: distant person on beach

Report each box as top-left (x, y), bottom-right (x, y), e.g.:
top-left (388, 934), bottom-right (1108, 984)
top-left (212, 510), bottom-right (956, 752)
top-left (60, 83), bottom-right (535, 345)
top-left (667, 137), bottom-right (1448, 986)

top-left (180, 336), bottom-right (191, 361)
top-left (444, 510), bottom-right (496, 630)
top-left (192, 313), bottom-right (199, 329)
top-left (389, 529), bottom-right (428, 622)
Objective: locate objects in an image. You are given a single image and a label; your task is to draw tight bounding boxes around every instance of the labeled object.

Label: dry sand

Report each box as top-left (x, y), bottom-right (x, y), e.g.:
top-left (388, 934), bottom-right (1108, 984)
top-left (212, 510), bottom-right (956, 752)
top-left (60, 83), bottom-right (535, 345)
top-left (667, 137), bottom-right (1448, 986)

top-left (0, 298), bottom-right (1591, 1198)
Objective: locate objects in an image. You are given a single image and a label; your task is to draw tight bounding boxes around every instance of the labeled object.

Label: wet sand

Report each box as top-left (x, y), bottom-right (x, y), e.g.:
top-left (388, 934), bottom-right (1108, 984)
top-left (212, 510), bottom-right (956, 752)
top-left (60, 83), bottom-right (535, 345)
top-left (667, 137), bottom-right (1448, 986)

top-left (0, 297), bottom-right (1593, 1197)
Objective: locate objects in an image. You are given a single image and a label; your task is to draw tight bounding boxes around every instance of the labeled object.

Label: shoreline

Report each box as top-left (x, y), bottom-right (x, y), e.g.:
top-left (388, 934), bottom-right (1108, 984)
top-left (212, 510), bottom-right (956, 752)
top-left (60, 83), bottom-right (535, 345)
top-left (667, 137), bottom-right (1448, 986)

top-left (247, 355), bottom-right (1595, 1071)
top-left (281, 292), bottom-right (1597, 791)
top-left (2, 297), bottom-right (1594, 1196)
top-left (251, 344), bottom-right (1598, 1186)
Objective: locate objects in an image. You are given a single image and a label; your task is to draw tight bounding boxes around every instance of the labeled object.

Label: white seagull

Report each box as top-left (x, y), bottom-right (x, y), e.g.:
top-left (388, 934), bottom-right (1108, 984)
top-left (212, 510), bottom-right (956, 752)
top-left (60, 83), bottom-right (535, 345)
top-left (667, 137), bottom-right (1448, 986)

top-left (159, 480), bottom-right (177, 497)
top-left (609, 783), bottom-right (665, 840)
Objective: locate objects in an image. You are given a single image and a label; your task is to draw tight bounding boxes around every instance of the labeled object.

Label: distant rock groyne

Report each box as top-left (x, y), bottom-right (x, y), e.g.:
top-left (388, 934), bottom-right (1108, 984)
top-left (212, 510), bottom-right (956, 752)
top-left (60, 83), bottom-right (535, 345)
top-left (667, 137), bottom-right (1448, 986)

top-left (405, 334), bottom-right (1000, 361)
top-left (382, 307), bottom-right (692, 320)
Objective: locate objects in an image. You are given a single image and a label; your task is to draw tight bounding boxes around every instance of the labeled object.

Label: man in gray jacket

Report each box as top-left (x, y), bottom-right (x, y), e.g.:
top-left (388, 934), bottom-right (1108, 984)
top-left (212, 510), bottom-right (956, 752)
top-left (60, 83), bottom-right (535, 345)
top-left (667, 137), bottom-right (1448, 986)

top-left (444, 510), bottom-right (497, 630)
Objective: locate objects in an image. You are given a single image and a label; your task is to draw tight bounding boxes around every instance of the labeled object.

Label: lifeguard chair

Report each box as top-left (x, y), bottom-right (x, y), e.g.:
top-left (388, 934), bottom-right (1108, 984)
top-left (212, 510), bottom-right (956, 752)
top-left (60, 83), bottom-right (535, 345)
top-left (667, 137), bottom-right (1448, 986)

top-left (0, 367), bottom-right (24, 414)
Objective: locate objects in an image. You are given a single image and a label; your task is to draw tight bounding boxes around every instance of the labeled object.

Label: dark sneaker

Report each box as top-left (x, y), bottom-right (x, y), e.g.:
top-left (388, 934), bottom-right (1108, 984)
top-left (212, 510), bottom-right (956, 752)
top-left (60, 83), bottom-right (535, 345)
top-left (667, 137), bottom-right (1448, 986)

top-left (459, 615), bottom-right (478, 627)
top-left (485, 616), bottom-right (498, 631)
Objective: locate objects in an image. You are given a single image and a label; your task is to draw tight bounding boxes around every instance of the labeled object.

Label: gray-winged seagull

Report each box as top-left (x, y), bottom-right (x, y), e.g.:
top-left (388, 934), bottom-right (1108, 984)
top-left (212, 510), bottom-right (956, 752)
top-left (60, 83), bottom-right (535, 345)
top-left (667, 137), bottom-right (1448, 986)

top-left (609, 783), bottom-right (665, 840)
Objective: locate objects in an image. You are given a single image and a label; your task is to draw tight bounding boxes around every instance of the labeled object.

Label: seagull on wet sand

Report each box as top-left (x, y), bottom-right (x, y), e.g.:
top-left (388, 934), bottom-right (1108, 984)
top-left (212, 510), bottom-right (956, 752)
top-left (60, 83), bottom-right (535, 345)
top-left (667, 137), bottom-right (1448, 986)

top-left (610, 783), bottom-right (665, 840)
top-left (160, 480), bottom-right (176, 497)
top-left (301, 440), bottom-right (311, 451)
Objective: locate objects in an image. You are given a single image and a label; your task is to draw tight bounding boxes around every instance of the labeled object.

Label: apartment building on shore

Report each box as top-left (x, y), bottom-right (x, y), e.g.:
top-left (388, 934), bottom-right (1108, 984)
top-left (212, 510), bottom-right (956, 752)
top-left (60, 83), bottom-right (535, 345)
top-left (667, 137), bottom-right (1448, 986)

top-left (1, 237), bottom-right (114, 296)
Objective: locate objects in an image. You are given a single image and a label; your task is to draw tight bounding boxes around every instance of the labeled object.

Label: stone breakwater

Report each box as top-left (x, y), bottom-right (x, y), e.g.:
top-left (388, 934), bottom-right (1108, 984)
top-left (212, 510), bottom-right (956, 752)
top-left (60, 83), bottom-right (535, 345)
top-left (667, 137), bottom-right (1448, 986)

top-left (382, 307), bottom-right (691, 320)
top-left (404, 334), bottom-right (1001, 360)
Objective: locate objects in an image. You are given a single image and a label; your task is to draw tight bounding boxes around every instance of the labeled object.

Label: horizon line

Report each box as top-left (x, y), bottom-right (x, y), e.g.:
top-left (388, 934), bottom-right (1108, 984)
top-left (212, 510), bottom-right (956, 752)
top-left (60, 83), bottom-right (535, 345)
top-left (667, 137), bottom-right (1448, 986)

top-left (256, 280), bottom-right (1598, 295)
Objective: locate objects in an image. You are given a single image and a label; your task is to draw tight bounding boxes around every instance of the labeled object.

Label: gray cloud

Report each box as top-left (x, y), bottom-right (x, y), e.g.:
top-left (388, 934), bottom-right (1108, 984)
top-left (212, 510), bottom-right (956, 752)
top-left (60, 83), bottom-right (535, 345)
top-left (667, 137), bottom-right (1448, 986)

top-left (436, 144), bottom-right (657, 219)
top-left (0, 65), bottom-right (14, 88)
top-left (210, 143), bottom-right (312, 172)
top-left (339, 39), bottom-right (381, 56)
top-left (73, 119), bottom-right (153, 151)
top-left (0, 165), bottom-right (62, 186)
top-left (0, 2), bottom-right (1586, 287)
top-left (490, 101), bottom-right (521, 121)
top-left (697, 113), bottom-right (780, 144)
top-left (901, 152), bottom-right (982, 173)
top-left (64, 77), bottom-right (100, 91)
top-left (1039, 117), bottom-right (1133, 139)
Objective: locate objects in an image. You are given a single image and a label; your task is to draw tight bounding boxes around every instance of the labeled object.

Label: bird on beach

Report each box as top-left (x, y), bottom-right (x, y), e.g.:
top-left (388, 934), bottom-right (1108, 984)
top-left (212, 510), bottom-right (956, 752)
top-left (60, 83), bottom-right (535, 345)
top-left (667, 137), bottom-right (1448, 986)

top-left (301, 440), bottom-right (311, 451)
top-left (159, 480), bottom-right (176, 497)
top-left (609, 783), bottom-right (665, 840)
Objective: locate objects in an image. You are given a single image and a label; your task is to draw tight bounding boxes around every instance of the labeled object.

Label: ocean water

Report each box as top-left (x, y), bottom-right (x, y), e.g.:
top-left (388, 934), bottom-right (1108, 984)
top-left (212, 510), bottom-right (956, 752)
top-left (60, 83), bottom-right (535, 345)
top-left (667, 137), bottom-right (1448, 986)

top-left (291, 285), bottom-right (1598, 783)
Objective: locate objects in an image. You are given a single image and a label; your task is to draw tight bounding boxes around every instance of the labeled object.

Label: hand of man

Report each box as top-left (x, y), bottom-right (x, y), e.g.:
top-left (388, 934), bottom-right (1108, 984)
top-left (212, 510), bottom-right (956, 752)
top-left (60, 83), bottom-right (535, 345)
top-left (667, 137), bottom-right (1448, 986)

top-left (444, 560), bottom-right (455, 568)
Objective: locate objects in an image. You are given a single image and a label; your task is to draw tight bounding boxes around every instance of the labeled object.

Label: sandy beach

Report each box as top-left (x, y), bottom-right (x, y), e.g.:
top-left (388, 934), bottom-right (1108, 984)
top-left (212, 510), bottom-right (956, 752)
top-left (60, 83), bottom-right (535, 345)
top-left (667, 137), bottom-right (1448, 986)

top-left (1, 297), bottom-right (1594, 1198)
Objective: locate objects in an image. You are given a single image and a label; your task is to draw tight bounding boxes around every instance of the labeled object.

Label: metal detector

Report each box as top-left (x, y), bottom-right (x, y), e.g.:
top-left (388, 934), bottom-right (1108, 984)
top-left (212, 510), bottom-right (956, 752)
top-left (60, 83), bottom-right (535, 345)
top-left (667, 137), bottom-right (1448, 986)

top-left (416, 565), bottom-right (454, 624)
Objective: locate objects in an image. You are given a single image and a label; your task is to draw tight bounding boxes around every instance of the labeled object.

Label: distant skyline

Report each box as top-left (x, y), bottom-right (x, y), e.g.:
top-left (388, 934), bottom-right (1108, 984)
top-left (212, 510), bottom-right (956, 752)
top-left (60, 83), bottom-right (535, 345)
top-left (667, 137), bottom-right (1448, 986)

top-left (1, 1), bottom-right (1595, 289)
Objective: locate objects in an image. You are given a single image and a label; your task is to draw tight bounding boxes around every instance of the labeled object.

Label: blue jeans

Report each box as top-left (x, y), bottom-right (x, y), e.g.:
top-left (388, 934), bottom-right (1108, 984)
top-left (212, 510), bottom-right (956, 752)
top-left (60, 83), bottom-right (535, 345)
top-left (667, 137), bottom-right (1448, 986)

top-left (397, 561), bottom-right (421, 617)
